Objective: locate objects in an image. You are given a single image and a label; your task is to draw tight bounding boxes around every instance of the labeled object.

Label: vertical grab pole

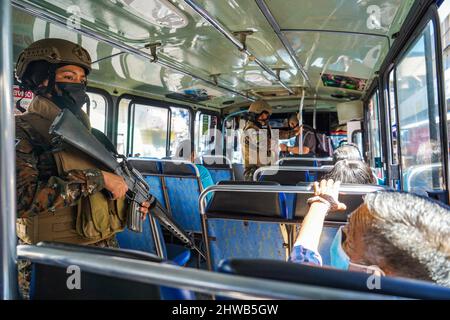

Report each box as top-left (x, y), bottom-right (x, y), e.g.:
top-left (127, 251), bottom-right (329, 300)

top-left (0, 0), bottom-right (19, 300)
top-left (298, 89), bottom-right (305, 154)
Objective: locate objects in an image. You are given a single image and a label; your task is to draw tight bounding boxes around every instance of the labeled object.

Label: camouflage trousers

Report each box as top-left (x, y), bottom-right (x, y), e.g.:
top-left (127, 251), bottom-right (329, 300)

top-left (18, 236), bottom-right (119, 300)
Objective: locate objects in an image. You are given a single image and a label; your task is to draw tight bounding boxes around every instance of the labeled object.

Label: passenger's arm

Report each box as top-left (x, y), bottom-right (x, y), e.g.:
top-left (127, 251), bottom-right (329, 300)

top-left (278, 129), bottom-right (297, 140)
top-left (293, 180), bottom-right (346, 253)
top-left (16, 134), bottom-right (107, 218)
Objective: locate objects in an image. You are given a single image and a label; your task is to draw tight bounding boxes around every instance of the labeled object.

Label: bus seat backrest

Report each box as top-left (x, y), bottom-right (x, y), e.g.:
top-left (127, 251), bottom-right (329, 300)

top-left (161, 161), bottom-right (202, 232)
top-left (206, 181), bottom-right (286, 218)
top-left (218, 258), bottom-right (450, 300)
top-left (204, 181), bottom-right (289, 269)
top-left (207, 168), bottom-right (233, 184)
top-left (128, 158), bottom-right (161, 174)
top-left (29, 242), bottom-right (194, 300)
top-left (161, 161), bottom-right (197, 176)
top-left (279, 159), bottom-right (319, 167)
top-left (259, 168), bottom-right (309, 185)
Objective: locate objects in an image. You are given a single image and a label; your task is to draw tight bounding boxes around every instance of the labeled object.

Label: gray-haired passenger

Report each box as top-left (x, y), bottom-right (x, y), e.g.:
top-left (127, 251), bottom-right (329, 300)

top-left (333, 143), bottom-right (362, 163)
top-left (290, 179), bottom-right (450, 288)
top-left (324, 160), bottom-right (376, 185)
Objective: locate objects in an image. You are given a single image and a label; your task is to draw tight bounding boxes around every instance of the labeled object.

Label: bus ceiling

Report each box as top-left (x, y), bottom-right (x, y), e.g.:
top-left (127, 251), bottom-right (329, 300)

top-left (10, 0), bottom-right (417, 111)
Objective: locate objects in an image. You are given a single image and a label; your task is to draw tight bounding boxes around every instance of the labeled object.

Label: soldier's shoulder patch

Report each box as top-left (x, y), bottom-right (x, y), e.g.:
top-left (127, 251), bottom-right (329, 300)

top-left (15, 138), bottom-right (33, 154)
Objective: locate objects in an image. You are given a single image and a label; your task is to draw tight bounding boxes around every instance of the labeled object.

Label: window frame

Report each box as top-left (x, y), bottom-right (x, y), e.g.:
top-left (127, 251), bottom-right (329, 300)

top-left (86, 87), bottom-right (112, 136)
top-left (365, 3), bottom-right (449, 197)
top-left (194, 110), bottom-right (221, 157)
top-left (115, 94), bottom-right (212, 158)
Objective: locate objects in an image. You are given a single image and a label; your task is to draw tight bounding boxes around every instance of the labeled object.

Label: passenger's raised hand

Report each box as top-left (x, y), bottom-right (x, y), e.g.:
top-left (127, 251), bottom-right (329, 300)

top-left (310, 179), bottom-right (347, 212)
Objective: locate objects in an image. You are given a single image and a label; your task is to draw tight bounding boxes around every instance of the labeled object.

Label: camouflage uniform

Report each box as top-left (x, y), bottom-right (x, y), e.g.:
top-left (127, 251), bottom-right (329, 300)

top-left (241, 120), bottom-right (273, 180)
top-left (241, 101), bottom-right (296, 181)
top-left (16, 96), bottom-right (120, 299)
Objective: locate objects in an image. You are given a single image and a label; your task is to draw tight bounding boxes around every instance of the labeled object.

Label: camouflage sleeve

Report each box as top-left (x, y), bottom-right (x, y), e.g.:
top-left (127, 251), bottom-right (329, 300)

top-left (16, 133), bottom-right (105, 218)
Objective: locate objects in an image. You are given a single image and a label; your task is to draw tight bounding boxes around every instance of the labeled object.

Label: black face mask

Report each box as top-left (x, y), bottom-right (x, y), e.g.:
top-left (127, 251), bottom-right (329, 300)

top-left (52, 82), bottom-right (88, 114)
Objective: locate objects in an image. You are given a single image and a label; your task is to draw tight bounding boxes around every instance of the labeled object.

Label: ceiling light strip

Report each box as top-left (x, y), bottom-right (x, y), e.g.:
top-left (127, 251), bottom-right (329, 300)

top-left (184, 0), bottom-right (295, 95)
top-left (11, 0), bottom-right (253, 101)
top-left (255, 0), bottom-right (312, 88)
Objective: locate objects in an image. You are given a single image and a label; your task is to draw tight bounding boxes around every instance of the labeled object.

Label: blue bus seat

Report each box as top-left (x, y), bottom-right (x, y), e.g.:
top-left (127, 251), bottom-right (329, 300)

top-left (119, 159), bottom-right (191, 265)
top-left (116, 215), bottom-right (191, 266)
top-left (161, 161), bottom-right (203, 233)
top-left (232, 163), bottom-right (245, 181)
top-left (29, 242), bottom-right (195, 300)
top-left (218, 258), bottom-right (450, 300)
top-left (201, 156), bottom-right (234, 183)
top-left (203, 181), bottom-right (290, 270)
top-left (258, 167), bottom-right (309, 185)
top-left (206, 167), bottom-right (233, 184)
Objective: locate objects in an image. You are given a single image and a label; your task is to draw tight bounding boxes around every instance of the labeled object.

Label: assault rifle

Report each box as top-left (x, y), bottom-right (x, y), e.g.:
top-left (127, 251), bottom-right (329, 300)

top-left (49, 109), bottom-right (205, 259)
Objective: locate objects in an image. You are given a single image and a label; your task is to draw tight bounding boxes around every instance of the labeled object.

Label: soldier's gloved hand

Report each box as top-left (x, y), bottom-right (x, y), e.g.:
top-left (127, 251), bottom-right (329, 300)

top-left (101, 171), bottom-right (128, 200)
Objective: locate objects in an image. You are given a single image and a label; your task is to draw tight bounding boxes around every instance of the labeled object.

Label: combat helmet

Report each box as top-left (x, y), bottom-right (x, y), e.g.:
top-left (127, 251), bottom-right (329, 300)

top-left (248, 100), bottom-right (272, 115)
top-left (15, 38), bottom-right (92, 92)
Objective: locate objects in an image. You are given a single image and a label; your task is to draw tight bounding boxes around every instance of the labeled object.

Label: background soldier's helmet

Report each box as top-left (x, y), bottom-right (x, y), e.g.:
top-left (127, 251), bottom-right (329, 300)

top-left (248, 100), bottom-right (272, 115)
top-left (15, 38), bottom-right (92, 82)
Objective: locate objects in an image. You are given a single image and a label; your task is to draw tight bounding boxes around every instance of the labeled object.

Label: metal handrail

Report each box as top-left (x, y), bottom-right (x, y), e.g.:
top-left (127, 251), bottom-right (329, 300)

top-left (184, 0), bottom-right (295, 94)
top-left (253, 165), bottom-right (334, 181)
top-left (199, 184), bottom-right (385, 216)
top-left (17, 245), bottom-right (402, 300)
top-left (0, 0), bottom-right (18, 300)
top-left (254, 0), bottom-right (312, 88)
top-left (198, 184), bottom-right (385, 270)
top-left (276, 157), bottom-right (334, 164)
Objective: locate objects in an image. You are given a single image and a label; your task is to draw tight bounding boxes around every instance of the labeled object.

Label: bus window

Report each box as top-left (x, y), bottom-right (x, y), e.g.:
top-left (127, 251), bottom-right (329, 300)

top-left (396, 21), bottom-right (444, 194)
top-left (195, 112), bottom-right (218, 157)
top-left (388, 70), bottom-right (399, 165)
top-left (82, 92), bottom-right (107, 132)
top-left (351, 130), bottom-right (363, 155)
top-left (224, 116), bottom-right (243, 163)
top-left (131, 103), bottom-right (169, 158)
top-left (367, 90), bottom-right (384, 181)
top-left (117, 98), bottom-right (131, 156)
top-left (169, 107), bottom-right (191, 157)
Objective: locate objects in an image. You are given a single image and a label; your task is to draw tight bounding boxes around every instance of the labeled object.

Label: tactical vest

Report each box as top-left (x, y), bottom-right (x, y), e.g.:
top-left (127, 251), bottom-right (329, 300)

top-left (16, 109), bottom-right (127, 245)
top-left (241, 120), bottom-right (273, 168)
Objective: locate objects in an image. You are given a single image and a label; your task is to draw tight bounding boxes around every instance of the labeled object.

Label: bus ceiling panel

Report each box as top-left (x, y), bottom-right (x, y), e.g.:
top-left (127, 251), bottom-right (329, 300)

top-left (15, 0), bottom-right (299, 93)
top-left (265, 0), bottom-right (416, 38)
top-left (183, 0), bottom-right (298, 94)
top-left (11, 3), bottom-right (253, 108)
top-left (16, 0), bottom-right (189, 43)
top-left (190, 0), bottom-right (307, 82)
top-left (283, 31), bottom-right (389, 96)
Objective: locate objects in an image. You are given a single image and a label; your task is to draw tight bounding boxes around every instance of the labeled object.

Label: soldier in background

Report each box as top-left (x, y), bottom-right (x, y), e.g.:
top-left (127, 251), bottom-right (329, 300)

top-left (241, 100), bottom-right (296, 180)
top-left (14, 38), bottom-right (150, 298)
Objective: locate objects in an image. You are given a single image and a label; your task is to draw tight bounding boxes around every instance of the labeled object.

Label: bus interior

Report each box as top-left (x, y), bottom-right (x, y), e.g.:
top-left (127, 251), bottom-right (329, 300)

top-left (1, 0), bottom-right (450, 300)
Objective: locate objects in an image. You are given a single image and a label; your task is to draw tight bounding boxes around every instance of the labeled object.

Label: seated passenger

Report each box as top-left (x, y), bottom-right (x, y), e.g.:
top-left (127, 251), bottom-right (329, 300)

top-left (175, 140), bottom-right (214, 202)
top-left (332, 143), bottom-right (362, 162)
top-left (290, 179), bottom-right (450, 287)
top-left (323, 160), bottom-right (376, 184)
